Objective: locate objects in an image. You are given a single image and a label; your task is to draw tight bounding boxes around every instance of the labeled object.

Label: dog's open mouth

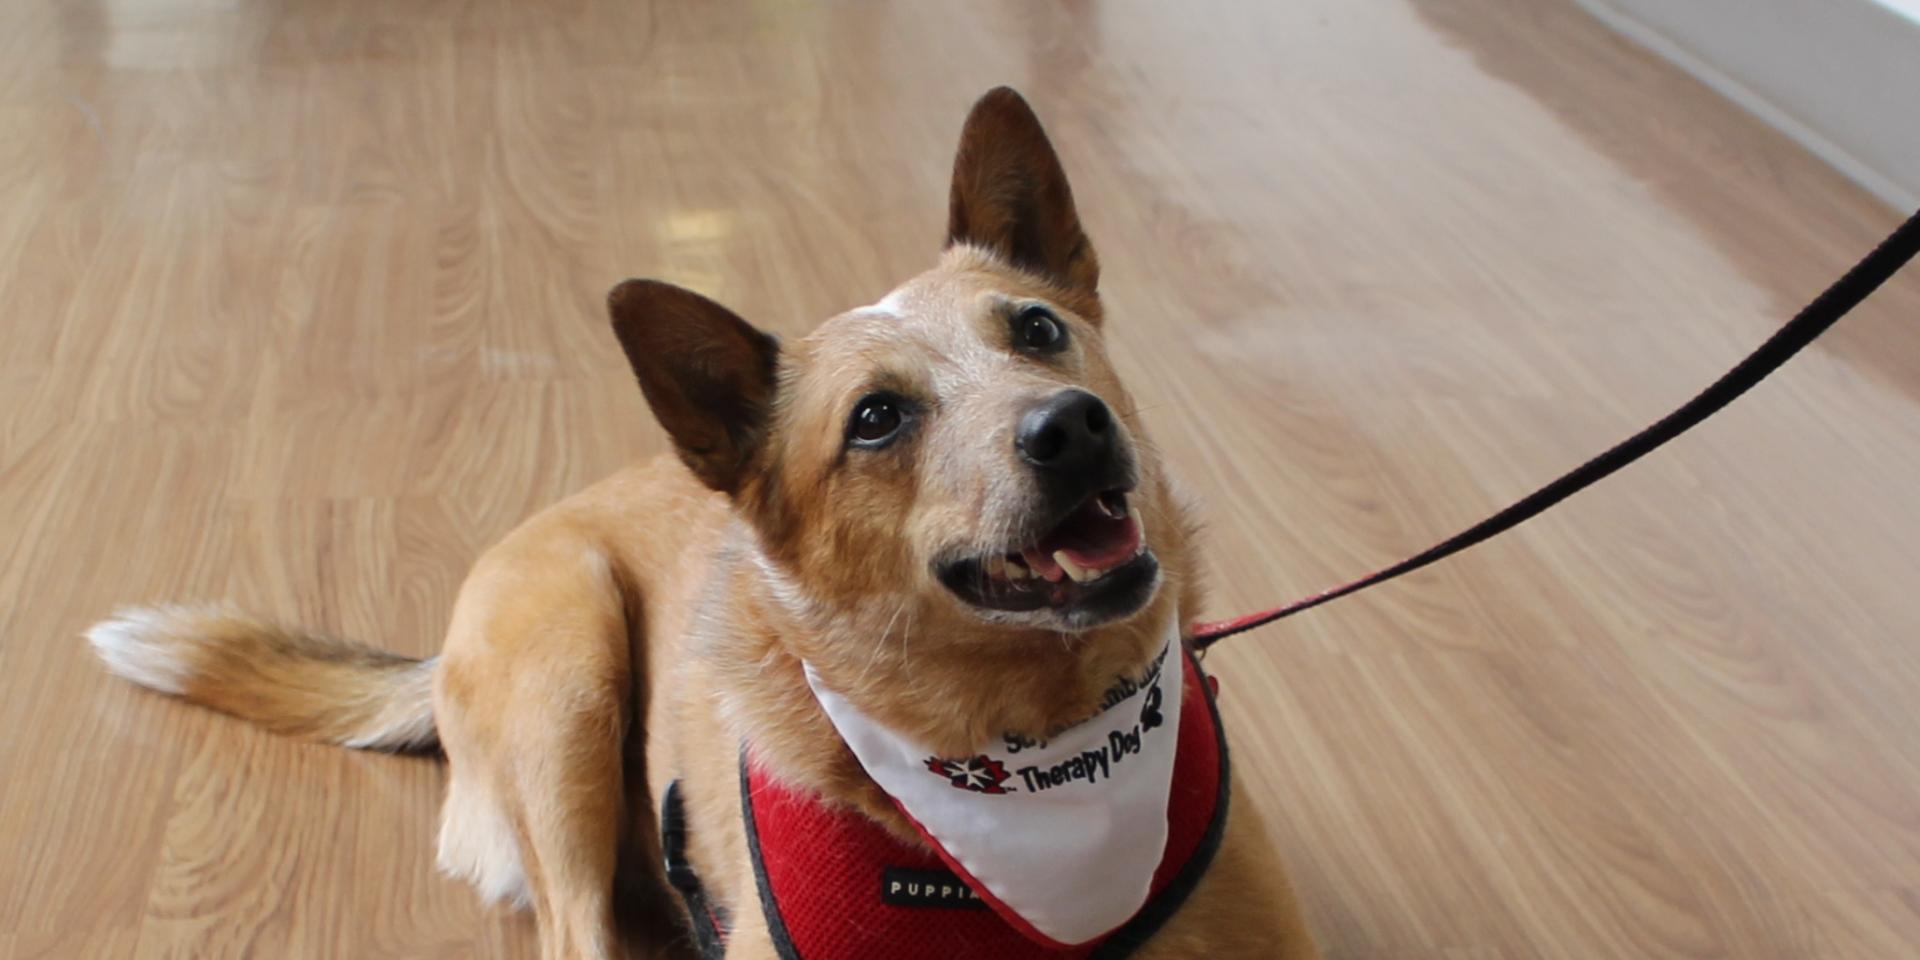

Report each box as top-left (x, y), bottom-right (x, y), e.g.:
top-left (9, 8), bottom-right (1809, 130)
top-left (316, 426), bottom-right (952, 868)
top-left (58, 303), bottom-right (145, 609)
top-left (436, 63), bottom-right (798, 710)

top-left (937, 490), bottom-right (1159, 620)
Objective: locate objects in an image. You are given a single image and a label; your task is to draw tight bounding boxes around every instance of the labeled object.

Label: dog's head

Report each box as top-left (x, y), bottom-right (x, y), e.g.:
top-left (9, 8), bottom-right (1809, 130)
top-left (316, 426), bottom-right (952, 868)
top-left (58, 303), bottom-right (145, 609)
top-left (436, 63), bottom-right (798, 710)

top-left (610, 88), bottom-right (1182, 645)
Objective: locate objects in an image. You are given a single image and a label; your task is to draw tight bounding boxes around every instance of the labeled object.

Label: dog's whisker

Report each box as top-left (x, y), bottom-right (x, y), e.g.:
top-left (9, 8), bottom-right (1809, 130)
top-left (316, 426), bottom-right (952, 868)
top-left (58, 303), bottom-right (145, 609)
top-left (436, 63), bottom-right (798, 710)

top-left (1117, 401), bottom-right (1173, 422)
top-left (896, 604), bottom-right (918, 673)
top-left (860, 596), bottom-right (913, 685)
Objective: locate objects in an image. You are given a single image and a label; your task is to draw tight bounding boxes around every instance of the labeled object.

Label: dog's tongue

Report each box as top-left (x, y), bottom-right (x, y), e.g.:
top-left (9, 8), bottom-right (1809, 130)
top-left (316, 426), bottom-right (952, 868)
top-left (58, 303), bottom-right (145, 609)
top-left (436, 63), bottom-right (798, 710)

top-left (1020, 500), bottom-right (1141, 581)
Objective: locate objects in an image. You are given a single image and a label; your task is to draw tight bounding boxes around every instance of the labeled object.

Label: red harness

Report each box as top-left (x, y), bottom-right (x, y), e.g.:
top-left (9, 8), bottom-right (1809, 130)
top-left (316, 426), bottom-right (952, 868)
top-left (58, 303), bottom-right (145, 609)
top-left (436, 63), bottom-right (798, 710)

top-left (663, 647), bottom-right (1228, 959)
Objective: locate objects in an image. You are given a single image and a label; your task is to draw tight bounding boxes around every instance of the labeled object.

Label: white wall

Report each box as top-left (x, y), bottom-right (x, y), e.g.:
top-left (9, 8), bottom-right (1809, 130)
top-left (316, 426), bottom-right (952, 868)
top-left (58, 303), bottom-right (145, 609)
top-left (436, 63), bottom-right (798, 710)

top-left (1575, 0), bottom-right (1920, 211)
top-left (1875, 0), bottom-right (1920, 22)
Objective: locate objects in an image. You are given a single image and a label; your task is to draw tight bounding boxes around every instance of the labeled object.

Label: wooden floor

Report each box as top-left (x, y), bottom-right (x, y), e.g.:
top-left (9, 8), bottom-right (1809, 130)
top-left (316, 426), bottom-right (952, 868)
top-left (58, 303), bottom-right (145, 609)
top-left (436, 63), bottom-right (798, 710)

top-left (3, 0), bottom-right (1918, 957)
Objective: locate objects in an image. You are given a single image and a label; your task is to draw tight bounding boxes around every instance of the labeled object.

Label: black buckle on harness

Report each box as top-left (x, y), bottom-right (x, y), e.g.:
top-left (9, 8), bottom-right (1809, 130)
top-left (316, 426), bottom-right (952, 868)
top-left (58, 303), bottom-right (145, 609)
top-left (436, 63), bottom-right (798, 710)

top-left (662, 781), bottom-right (729, 959)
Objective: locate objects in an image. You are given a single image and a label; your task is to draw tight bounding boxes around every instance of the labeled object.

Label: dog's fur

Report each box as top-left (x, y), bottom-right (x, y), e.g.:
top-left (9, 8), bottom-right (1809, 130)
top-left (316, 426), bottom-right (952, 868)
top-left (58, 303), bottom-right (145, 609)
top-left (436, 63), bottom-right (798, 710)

top-left (88, 88), bottom-right (1319, 960)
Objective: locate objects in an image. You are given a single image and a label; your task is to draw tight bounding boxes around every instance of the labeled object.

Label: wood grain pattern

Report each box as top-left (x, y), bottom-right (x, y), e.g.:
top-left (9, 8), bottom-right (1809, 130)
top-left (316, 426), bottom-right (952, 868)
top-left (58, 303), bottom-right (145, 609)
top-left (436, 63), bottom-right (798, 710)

top-left (3, 0), bottom-right (1918, 957)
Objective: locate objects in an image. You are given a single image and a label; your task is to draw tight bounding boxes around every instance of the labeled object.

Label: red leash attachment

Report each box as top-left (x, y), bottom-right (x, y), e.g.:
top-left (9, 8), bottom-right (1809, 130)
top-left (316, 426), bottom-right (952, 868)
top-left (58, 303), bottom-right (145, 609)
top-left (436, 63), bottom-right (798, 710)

top-left (1192, 208), bottom-right (1920, 651)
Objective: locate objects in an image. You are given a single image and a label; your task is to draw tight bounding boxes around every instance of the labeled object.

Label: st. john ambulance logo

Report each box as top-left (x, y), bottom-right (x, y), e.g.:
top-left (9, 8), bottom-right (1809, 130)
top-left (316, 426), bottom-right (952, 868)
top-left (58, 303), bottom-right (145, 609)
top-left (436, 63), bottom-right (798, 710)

top-left (923, 754), bottom-right (1014, 794)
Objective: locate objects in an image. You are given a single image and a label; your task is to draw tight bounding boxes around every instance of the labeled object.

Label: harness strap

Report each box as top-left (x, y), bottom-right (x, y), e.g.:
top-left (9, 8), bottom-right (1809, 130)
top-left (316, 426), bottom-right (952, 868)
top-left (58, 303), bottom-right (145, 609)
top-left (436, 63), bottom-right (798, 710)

top-left (1192, 208), bottom-right (1920, 649)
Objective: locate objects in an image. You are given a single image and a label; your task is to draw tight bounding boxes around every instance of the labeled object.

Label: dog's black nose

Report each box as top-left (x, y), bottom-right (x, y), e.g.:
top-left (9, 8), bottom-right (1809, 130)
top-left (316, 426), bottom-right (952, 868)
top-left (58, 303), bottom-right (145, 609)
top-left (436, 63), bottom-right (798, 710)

top-left (1017, 389), bottom-right (1114, 473)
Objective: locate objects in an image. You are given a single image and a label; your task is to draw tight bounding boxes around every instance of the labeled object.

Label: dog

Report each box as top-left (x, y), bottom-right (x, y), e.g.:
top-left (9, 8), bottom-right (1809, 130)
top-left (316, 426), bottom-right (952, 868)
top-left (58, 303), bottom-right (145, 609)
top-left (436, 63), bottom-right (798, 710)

top-left (88, 87), bottom-right (1319, 960)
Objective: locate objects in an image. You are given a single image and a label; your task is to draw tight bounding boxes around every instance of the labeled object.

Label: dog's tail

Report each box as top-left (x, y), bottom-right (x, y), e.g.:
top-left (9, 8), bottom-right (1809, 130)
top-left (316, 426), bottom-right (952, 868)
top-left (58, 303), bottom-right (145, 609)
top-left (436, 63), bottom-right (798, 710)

top-left (85, 605), bottom-right (438, 752)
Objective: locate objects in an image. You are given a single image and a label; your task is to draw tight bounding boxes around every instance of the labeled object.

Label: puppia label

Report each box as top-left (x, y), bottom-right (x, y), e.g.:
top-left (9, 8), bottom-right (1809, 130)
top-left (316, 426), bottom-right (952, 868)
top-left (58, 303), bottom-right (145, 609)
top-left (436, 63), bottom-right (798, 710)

top-left (881, 867), bottom-right (989, 910)
top-left (931, 645), bottom-right (1173, 796)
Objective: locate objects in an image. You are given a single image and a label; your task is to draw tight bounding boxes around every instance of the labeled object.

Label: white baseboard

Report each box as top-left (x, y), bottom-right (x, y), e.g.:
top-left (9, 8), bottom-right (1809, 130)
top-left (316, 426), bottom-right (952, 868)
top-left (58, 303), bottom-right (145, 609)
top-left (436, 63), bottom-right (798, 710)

top-left (1571, 0), bottom-right (1920, 212)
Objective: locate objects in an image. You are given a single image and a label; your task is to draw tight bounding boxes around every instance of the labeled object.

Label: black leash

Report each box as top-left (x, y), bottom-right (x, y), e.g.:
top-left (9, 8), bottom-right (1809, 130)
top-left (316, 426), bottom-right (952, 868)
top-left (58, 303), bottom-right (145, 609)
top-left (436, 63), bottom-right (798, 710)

top-left (1192, 208), bottom-right (1920, 650)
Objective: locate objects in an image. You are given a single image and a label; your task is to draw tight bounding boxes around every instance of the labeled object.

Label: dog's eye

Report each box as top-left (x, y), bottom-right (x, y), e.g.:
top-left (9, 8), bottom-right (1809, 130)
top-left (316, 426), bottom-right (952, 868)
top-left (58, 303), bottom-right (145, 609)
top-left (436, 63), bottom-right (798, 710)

top-left (1014, 305), bottom-right (1067, 354)
top-left (848, 394), bottom-right (906, 446)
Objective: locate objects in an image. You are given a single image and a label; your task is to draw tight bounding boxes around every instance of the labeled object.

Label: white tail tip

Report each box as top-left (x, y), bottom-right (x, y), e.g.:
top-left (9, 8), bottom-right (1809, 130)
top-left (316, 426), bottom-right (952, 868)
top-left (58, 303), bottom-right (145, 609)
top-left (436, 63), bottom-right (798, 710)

top-left (85, 605), bottom-right (206, 695)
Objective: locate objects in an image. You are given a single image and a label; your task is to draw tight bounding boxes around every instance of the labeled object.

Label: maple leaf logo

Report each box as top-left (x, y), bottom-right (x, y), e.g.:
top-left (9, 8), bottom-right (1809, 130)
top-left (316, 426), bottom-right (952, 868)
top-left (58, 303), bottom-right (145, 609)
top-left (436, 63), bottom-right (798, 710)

top-left (923, 754), bottom-right (1014, 794)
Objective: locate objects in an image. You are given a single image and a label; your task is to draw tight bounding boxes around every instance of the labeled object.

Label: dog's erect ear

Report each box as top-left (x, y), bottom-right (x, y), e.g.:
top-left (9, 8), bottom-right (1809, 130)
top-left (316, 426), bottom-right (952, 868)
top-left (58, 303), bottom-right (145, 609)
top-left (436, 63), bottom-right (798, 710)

top-left (608, 279), bottom-right (780, 494)
top-left (945, 87), bottom-right (1099, 294)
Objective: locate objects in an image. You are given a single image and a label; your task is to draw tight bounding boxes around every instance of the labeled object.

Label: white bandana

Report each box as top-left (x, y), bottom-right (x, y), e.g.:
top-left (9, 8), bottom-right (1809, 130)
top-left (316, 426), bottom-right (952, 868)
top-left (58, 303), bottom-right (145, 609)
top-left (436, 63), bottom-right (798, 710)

top-left (803, 627), bottom-right (1183, 946)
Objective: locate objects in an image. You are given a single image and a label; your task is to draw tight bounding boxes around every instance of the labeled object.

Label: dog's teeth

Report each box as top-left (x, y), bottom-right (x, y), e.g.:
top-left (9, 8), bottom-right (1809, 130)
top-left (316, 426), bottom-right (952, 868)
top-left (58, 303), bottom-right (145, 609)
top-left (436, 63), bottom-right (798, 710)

top-left (1134, 513), bottom-right (1148, 553)
top-left (1094, 497), bottom-right (1116, 519)
top-left (1005, 555), bottom-right (1032, 579)
top-left (983, 555), bottom-right (1008, 580)
top-left (1055, 551), bottom-right (1094, 583)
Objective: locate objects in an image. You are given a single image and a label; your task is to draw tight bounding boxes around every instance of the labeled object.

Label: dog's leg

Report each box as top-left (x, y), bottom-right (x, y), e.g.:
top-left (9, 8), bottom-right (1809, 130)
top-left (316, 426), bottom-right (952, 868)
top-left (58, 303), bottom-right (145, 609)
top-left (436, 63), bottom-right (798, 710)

top-left (1134, 793), bottom-right (1321, 959)
top-left (712, 913), bottom-right (780, 960)
top-left (434, 536), bottom-right (691, 960)
top-left (519, 696), bottom-right (628, 960)
top-left (516, 672), bottom-right (694, 960)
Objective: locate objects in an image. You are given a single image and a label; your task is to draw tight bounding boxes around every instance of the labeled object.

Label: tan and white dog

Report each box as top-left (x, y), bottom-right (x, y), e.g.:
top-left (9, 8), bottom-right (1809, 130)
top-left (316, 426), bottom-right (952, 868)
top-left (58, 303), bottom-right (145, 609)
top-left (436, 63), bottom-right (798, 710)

top-left (88, 88), bottom-right (1318, 960)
